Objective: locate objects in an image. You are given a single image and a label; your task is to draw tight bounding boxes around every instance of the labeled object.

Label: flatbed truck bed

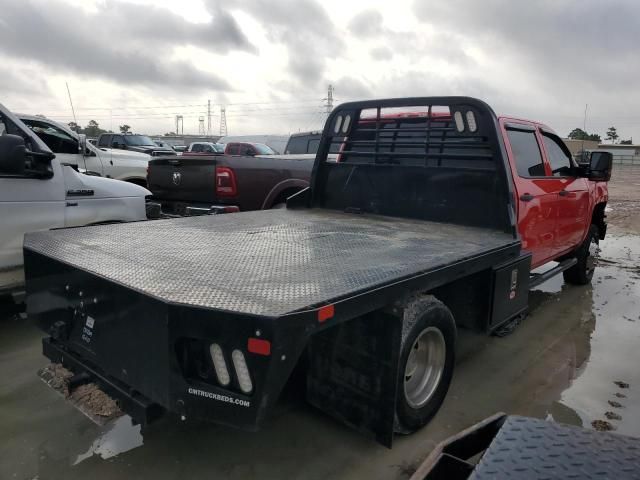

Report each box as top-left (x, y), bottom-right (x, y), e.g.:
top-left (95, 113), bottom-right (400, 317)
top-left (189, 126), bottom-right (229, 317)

top-left (24, 209), bottom-right (519, 317)
top-left (25, 96), bottom-right (611, 447)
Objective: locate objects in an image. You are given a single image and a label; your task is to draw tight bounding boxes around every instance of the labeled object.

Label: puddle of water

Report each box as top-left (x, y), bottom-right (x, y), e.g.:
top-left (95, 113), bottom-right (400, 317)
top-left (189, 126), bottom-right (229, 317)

top-left (556, 235), bottom-right (640, 436)
top-left (73, 416), bottom-right (143, 465)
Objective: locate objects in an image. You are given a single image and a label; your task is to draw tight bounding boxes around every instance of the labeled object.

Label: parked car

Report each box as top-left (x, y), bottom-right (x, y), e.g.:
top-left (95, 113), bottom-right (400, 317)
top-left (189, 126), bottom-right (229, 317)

top-left (18, 114), bottom-right (152, 186)
top-left (185, 142), bottom-right (225, 155)
top-left (284, 131), bottom-right (322, 154)
top-left (172, 145), bottom-right (187, 153)
top-left (96, 133), bottom-right (176, 156)
top-left (0, 104), bottom-right (150, 294)
top-left (284, 131), bottom-right (343, 155)
top-left (223, 142), bottom-right (275, 156)
top-left (218, 135), bottom-right (289, 154)
top-left (26, 97), bottom-right (611, 446)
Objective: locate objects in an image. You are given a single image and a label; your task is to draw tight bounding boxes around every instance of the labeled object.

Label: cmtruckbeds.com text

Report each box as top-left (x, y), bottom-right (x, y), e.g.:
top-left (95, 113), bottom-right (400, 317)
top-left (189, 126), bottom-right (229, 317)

top-left (187, 387), bottom-right (251, 407)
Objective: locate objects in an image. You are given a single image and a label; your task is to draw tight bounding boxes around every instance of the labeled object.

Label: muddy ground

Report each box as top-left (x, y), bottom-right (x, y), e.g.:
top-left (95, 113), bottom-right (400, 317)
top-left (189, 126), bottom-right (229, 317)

top-left (1, 166), bottom-right (639, 480)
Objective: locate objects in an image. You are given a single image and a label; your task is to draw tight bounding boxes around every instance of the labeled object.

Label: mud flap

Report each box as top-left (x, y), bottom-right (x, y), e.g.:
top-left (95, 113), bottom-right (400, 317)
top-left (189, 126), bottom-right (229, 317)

top-left (306, 311), bottom-right (402, 447)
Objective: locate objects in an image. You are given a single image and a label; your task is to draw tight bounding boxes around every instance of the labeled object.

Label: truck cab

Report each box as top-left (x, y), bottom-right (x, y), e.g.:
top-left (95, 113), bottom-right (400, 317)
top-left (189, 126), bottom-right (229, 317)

top-left (0, 104), bottom-right (150, 293)
top-left (500, 118), bottom-right (608, 269)
top-left (18, 114), bottom-right (152, 186)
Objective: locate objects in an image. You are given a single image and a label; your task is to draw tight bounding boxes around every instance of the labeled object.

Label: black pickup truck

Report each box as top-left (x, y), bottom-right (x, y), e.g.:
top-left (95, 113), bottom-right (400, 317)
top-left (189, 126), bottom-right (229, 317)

top-left (147, 152), bottom-right (314, 214)
top-left (23, 96), bottom-right (610, 447)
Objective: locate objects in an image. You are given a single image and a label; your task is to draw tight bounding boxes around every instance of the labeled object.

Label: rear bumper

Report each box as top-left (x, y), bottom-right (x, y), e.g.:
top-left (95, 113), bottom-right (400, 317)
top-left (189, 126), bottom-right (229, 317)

top-left (42, 337), bottom-right (164, 425)
top-left (147, 200), bottom-right (239, 218)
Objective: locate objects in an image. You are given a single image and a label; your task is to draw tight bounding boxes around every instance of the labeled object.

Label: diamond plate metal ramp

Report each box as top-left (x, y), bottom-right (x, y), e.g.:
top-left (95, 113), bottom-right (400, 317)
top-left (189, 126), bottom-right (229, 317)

top-left (412, 414), bottom-right (640, 480)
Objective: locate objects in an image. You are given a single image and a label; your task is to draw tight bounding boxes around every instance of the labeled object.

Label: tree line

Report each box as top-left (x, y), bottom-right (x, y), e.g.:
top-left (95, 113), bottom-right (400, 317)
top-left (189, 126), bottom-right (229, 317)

top-left (67, 121), bottom-right (133, 137)
top-left (568, 126), bottom-right (632, 144)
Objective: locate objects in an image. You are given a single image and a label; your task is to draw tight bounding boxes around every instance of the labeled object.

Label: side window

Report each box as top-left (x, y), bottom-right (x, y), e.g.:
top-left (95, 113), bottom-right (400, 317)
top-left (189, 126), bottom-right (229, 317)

top-left (191, 144), bottom-right (202, 153)
top-left (308, 138), bottom-right (320, 154)
top-left (98, 134), bottom-right (111, 147)
top-left (226, 144), bottom-right (239, 155)
top-left (112, 135), bottom-right (124, 147)
top-left (203, 144), bottom-right (213, 153)
top-left (507, 129), bottom-right (546, 177)
top-left (542, 134), bottom-right (573, 176)
top-left (285, 136), bottom-right (307, 154)
top-left (21, 119), bottom-right (78, 154)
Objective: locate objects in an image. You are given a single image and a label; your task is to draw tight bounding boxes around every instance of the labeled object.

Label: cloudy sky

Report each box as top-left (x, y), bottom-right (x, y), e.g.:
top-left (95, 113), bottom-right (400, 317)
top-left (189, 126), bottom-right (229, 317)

top-left (1, 0), bottom-right (638, 140)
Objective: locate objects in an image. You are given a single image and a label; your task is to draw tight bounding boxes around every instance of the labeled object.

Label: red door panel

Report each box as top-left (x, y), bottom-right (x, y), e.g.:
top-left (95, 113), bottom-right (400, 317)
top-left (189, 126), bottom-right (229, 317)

top-left (555, 178), bottom-right (590, 254)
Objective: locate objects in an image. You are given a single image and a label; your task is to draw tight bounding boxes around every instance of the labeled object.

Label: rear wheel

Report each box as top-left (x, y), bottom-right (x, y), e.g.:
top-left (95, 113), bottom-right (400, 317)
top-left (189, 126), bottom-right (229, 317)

top-left (395, 296), bottom-right (456, 434)
top-left (563, 225), bottom-right (599, 285)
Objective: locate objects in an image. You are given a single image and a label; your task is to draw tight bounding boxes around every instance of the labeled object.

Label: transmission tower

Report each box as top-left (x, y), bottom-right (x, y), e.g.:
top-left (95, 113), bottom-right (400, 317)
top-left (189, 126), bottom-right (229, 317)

top-left (198, 116), bottom-right (205, 135)
top-left (323, 84), bottom-right (334, 119)
top-left (175, 115), bottom-right (184, 135)
top-left (219, 106), bottom-right (228, 136)
top-left (207, 100), bottom-right (212, 135)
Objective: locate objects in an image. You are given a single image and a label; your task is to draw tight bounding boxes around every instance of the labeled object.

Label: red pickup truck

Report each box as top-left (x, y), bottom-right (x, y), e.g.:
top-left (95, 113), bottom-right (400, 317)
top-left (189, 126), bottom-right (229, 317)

top-left (27, 97), bottom-right (611, 447)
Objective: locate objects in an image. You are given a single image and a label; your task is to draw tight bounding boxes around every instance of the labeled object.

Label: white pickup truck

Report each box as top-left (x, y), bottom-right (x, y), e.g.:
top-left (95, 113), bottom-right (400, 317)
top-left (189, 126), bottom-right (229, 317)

top-left (0, 104), bottom-right (150, 295)
top-left (18, 114), bottom-right (151, 186)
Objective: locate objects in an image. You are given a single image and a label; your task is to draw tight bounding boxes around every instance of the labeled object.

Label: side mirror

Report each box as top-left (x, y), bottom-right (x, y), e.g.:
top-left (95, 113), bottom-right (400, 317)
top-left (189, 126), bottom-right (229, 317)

top-left (589, 151), bottom-right (613, 181)
top-left (0, 134), bottom-right (26, 175)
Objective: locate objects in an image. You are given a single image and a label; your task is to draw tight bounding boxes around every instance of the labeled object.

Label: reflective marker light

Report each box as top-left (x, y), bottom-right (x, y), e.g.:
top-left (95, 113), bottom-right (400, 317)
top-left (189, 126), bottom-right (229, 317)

top-left (334, 115), bottom-right (343, 134)
top-left (209, 343), bottom-right (230, 386)
top-left (454, 111), bottom-right (465, 132)
top-left (232, 350), bottom-right (253, 394)
top-left (466, 110), bottom-right (477, 132)
top-left (342, 115), bottom-right (351, 133)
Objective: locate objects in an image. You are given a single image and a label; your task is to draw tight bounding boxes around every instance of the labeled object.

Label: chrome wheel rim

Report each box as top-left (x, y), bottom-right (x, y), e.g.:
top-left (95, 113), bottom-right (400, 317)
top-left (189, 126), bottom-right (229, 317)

top-left (586, 237), bottom-right (599, 274)
top-left (403, 327), bottom-right (446, 409)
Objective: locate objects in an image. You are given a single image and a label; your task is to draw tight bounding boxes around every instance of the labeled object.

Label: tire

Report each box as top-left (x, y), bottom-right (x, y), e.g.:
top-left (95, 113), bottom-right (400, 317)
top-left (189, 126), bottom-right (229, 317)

top-left (395, 296), bottom-right (456, 434)
top-left (563, 225), bottom-right (599, 285)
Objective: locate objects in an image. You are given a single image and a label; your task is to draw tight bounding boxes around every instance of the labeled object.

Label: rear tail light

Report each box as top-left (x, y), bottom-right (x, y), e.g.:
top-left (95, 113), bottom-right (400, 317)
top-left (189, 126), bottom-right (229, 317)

top-left (215, 166), bottom-right (237, 197)
top-left (231, 350), bottom-right (253, 394)
top-left (209, 343), bottom-right (230, 386)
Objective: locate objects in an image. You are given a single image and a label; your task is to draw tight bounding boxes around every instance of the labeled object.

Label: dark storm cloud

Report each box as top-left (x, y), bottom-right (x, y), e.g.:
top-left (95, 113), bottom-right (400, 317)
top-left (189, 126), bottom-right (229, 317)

top-left (0, 0), bottom-right (254, 90)
top-left (0, 64), bottom-right (51, 96)
top-left (215, 0), bottom-right (343, 89)
top-left (413, 0), bottom-right (640, 89)
top-left (348, 9), bottom-right (384, 37)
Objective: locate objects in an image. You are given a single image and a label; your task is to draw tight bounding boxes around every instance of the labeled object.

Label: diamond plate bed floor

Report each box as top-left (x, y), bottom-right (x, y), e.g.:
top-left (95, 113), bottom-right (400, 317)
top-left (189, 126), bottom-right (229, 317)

top-left (24, 209), bottom-right (518, 316)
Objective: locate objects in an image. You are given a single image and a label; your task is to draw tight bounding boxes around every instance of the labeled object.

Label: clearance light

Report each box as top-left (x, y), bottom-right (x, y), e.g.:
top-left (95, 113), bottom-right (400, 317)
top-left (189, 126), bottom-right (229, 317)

top-left (209, 343), bottom-right (230, 386)
top-left (232, 350), bottom-right (253, 394)
top-left (454, 111), bottom-right (465, 132)
top-left (318, 304), bottom-right (335, 323)
top-left (466, 110), bottom-right (478, 132)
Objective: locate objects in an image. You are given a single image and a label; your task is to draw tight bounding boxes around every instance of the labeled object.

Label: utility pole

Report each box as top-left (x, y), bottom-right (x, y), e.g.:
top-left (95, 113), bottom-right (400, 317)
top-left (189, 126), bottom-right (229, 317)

top-left (207, 99), bottom-right (211, 136)
top-left (323, 84), bottom-right (334, 120)
top-left (219, 106), bottom-right (227, 136)
top-left (175, 115), bottom-right (183, 135)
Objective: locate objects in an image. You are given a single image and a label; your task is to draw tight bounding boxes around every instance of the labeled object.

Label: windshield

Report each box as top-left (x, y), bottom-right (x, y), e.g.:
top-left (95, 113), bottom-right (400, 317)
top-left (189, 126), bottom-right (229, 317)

top-left (124, 135), bottom-right (156, 146)
top-left (253, 143), bottom-right (275, 155)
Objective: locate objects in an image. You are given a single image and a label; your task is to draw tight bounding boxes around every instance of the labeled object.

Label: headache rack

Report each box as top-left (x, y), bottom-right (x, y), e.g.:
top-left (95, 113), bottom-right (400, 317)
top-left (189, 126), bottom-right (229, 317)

top-left (305, 96), bottom-right (517, 234)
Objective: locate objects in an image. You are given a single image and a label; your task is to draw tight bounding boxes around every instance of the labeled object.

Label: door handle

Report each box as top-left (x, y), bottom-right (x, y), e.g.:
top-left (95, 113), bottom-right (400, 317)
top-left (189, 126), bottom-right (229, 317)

top-left (559, 190), bottom-right (569, 196)
top-left (520, 193), bottom-right (534, 202)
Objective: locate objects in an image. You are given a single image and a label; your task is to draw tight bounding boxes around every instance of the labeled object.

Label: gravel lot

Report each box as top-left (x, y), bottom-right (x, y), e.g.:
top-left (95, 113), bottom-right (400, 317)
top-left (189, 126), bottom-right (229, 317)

top-left (1, 165), bottom-right (639, 480)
